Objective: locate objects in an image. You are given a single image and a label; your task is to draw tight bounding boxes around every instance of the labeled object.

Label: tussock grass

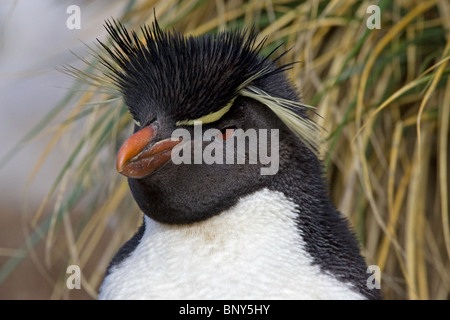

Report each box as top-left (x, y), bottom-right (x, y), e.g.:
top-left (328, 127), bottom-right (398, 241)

top-left (1, 0), bottom-right (448, 299)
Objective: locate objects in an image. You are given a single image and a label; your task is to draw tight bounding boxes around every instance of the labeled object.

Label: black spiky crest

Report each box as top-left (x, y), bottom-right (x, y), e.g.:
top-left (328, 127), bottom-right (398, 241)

top-left (97, 20), bottom-right (289, 122)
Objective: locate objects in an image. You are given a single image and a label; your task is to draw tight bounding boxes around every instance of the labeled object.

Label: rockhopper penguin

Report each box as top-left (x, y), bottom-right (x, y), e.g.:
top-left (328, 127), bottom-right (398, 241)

top-left (89, 19), bottom-right (381, 299)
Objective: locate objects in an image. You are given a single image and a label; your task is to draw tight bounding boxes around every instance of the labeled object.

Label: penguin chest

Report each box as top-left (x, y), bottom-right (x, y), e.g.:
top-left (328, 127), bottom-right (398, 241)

top-left (99, 189), bottom-right (365, 299)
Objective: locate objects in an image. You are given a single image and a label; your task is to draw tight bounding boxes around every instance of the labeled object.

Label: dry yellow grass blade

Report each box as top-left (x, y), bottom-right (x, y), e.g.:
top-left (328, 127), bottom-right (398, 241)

top-left (258, 4), bottom-right (299, 40)
top-left (354, 55), bottom-right (450, 141)
top-left (29, 92), bottom-right (94, 227)
top-left (439, 79), bottom-right (450, 260)
top-left (356, 0), bottom-right (439, 132)
top-left (377, 122), bottom-right (406, 271)
top-left (77, 181), bottom-right (129, 266)
top-left (405, 127), bottom-right (432, 300)
top-left (188, 8), bottom-right (244, 35)
top-left (416, 39), bottom-right (450, 166)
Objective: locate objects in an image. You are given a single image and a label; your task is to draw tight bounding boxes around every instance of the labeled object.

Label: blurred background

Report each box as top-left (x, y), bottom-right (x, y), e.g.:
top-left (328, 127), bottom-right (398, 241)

top-left (0, 0), bottom-right (449, 299)
top-left (0, 0), bottom-right (126, 299)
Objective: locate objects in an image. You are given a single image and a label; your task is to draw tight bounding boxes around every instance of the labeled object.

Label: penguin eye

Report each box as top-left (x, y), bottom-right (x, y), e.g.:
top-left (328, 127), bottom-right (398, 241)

top-left (216, 127), bottom-right (236, 141)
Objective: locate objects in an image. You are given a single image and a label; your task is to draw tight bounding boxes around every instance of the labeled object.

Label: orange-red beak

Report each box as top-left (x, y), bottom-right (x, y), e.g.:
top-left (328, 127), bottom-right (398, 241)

top-left (116, 122), bottom-right (182, 179)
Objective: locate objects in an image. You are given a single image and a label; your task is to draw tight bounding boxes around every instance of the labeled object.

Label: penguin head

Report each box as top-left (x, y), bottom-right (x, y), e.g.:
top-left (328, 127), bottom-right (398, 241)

top-left (95, 20), bottom-right (320, 224)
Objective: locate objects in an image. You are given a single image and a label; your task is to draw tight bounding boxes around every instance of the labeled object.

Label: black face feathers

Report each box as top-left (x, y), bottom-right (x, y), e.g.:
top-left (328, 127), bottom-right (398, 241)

top-left (96, 20), bottom-right (292, 126)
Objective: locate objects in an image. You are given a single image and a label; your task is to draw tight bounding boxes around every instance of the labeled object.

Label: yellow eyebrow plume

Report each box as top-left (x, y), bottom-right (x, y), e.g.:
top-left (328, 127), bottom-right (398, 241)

top-left (240, 86), bottom-right (320, 154)
top-left (176, 97), bottom-right (236, 126)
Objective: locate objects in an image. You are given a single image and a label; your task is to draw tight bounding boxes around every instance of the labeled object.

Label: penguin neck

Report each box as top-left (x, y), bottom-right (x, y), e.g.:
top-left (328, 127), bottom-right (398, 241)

top-left (267, 150), bottom-right (381, 300)
top-left (99, 188), bottom-right (366, 299)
